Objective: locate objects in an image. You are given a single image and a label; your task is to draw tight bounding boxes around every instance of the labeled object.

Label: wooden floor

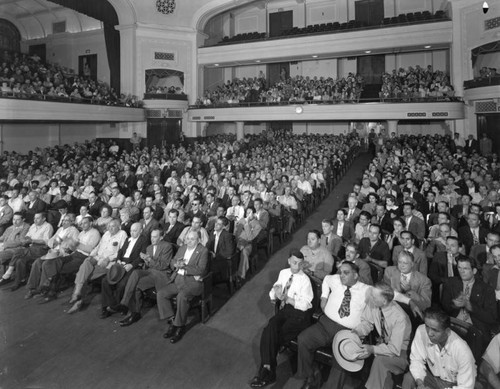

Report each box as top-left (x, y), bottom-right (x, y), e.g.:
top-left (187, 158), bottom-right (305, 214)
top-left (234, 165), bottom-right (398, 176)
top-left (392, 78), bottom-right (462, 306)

top-left (0, 154), bottom-right (371, 389)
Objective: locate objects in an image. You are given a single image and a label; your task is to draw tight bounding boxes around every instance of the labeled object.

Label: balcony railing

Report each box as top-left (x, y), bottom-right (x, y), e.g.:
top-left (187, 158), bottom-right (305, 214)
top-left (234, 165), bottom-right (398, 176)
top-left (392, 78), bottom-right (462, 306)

top-left (143, 93), bottom-right (188, 100)
top-left (464, 77), bottom-right (500, 90)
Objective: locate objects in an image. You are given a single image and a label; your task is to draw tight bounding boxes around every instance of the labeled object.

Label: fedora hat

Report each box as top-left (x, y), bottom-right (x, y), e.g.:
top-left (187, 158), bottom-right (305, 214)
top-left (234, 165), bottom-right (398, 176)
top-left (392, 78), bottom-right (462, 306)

top-left (332, 330), bottom-right (365, 372)
top-left (107, 263), bottom-right (126, 285)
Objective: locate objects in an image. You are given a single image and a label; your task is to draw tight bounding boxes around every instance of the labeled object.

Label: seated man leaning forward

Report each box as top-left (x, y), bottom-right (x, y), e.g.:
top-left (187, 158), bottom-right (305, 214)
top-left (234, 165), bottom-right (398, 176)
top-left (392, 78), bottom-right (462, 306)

top-left (157, 230), bottom-right (209, 344)
top-left (326, 282), bottom-right (411, 389)
top-left (402, 307), bottom-right (476, 389)
top-left (296, 261), bottom-right (371, 388)
top-left (249, 249), bottom-right (314, 388)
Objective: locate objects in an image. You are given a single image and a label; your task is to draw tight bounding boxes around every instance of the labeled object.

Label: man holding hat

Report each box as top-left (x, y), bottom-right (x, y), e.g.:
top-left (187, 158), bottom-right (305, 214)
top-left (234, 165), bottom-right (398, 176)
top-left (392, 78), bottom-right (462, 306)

top-left (296, 261), bottom-right (370, 388)
top-left (328, 282), bottom-right (411, 389)
top-left (100, 222), bottom-right (148, 318)
top-left (250, 249), bottom-right (314, 388)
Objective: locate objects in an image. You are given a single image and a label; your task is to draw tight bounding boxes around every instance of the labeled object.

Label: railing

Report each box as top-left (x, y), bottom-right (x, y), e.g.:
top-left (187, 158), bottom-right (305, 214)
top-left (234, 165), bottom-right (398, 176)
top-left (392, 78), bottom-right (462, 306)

top-left (0, 91), bottom-right (143, 108)
top-left (206, 12), bottom-right (449, 47)
top-left (143, 93), bottom-right (188, 100)
top-left (464, 77), bottom-right (500, 90)
top-left (189, 96), bottom-right (463, 109)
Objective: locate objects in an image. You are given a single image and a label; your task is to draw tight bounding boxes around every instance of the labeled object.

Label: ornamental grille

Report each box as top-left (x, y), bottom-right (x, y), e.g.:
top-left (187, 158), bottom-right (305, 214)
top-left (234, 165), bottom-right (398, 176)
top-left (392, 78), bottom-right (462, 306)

top-left (154, 52), bottom-right (175, 61)
top-left (146, 109), bottom-right (162, 118)
top-left (476, 100), bottom-right (497, 113)
top-left (485, 16), bottom-right (500, 30)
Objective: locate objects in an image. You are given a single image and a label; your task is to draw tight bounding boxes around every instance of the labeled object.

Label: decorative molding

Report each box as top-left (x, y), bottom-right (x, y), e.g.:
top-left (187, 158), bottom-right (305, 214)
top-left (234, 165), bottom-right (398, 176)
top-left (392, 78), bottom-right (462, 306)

top-left (156, 0), bottom-right (176, 15)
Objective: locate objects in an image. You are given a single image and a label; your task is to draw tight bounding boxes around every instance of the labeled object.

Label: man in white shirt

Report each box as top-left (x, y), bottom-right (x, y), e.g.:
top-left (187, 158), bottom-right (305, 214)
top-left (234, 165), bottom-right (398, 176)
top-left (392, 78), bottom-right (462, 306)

top-left (296, 261), bottom-right (370, 388)
top-left (5, 212), bottom-right (54, 291)
top-left (250, 249), bottom-right (313, 388)
top-left (402, 308), bottom-right (476, 389)
top-left (66, 219), bottom-right (127, 312)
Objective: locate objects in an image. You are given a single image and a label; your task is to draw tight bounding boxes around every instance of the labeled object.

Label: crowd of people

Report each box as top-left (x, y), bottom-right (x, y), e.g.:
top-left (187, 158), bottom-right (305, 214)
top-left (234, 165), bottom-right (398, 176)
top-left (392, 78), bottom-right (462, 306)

top-left (197, 72), bottom-right (365, 106)
top-left (0, 130), bottom-right (358, 344)
top-left (250, 132), bottom-right (500, 389)
top-left (379, 65), bottom-right (456, 101)
top-left (0, 50), bottom-right (142, 107)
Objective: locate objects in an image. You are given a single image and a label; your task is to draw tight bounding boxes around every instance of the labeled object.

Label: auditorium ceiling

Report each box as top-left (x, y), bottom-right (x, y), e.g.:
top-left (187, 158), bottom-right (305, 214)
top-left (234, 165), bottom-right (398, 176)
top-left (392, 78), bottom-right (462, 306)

top-left (0, 0), bottom-right (102, 39)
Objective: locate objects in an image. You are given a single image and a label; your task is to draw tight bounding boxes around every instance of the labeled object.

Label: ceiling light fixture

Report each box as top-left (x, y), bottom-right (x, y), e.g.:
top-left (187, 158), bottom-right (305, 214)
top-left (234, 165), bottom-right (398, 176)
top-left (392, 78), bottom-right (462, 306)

top-left (214, 63), bottom-right (219, 66)
top-left (312, 55), bottom-right (318, 58)
top-left (365, 50), bottom-right (371, 54)
top-left (256, 60), bottom-right (261, 63)
top-left (424, 45), bottom-right (431, 48)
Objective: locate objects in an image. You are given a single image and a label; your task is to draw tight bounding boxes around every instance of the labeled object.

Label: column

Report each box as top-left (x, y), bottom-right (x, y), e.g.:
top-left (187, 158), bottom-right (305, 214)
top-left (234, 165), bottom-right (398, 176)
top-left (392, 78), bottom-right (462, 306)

top-left (386, 120), bottom-right (398, 136)
top-left (235, 122), bottom-right (245, 140)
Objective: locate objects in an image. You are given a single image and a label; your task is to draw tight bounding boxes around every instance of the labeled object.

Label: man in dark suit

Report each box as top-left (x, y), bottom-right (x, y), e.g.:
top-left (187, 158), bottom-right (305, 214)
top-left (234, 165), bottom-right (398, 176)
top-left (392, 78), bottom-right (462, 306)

top-left (421, 190), bottom-right (438, 222)
top-left (332, 209), bottom-right (355, 243)
top-left (384, 250), bottom-right (432, 322)
top-left (391, 230), bottom-right (427, 275)
top-left (24, 190), bottom-right (47, 225)
top-left (344, 196), bottom-right (361, 225)
top-left (458, 212), bottom-right (488, 255)
top-left (206, 216), bottom-right (236, 284)
top-left (119, 164), bottom-right (136, 197)
top-left (402, 202), bottom-right (426, 242)
top-left (203, 192), bottom-right (220, 221)
top-left (464, 134), bottom-right (478, 154)
top-left (482, 244), bottom-right (500, 318)
top-left (358, 224), bottom-right (391, 268)
top-left (100, 222), bottom-right (148, 318)
top-left (441, 256), bottom-right (497, 336)
top-left (87, 192), bottom-right (105, 219)
top-left (451, 193), bottom-right (472, 229)
top-left (157, 230), bottom-right (209, 343)
top-left (118, 229), bottom-right (174, 326)
top-left (372, 204), bottom-right (394, 237)
top-left (139, 206), bottom-right (160, 245)
top-left (162, 209), bottom-right (184, 245)
top-left (470, 232), bottom-right (500, 270)
top-left (428, 236), bottom-right (467, 303)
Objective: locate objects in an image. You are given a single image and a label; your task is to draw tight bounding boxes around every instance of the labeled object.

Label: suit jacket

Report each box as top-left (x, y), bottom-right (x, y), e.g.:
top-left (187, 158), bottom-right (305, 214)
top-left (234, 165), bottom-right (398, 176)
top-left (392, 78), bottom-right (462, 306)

top-left (0, 205), bottom-right (13, 226)
top-left (24, 198), bottom-right (47, 224)
top-left (206, 229), bottom-right (236, 260)
top-left (203, 200), bottom-right (220, 220)
top-left (320, 233), bottom-right (342, 257)
top-left (458, 226), bottom-right (488, 255)
top-left (331, 220), bottom-right (355, 243)
top-left (87, 198), bottom-right (105, 219)
top-left (405, 216), bottom-right (426, 241)
top-left (428, 252), bottom-right (466, 287)
top-left (140, 218), bottom-right (160, 245)
top-left (170, 243), bottom-right (209, 281)
top-left (120, 220), bottom-right (134, 236)
top-left (117, 235), bottom-right (148, 269)
top-left (441, 276), bottom-right (497, 334)
top-left (482, 264), bottom-right (500, 292)
top-left (392, 246), bottom-right (427, 275)
top-left (344, 207), bottom-right (361, 224)
top-left (358, 238), bottom-right (391, 265)
top-left (464, 138), bottom-right (478, 154)
top-left (372, 213), bottom-right (394, 236)
top-left (163, 221), bottom-right (185, 245)
top-left (469, 244), bottom-right (490, 269)
top-left (383, 266), bottom-right (432, 311)
top-left (145, 240), bottom-right (173, 272)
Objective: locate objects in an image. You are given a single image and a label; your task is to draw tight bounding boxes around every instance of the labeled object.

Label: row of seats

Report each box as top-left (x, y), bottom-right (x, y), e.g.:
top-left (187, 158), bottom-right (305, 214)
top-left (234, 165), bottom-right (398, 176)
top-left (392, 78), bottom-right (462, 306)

top-left (214, 10), bottom-right (448, 46)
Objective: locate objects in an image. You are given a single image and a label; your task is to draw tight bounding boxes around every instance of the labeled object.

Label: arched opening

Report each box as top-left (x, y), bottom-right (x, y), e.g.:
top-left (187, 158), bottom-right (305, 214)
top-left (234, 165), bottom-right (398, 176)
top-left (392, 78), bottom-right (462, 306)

top-left (0, 18), bottom-right (21, 52)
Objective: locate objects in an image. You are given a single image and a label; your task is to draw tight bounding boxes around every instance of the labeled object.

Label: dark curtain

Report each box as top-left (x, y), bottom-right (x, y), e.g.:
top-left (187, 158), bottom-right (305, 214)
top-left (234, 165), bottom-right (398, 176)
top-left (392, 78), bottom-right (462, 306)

top-left (49, 0), bottom-right (120, 93)
top-left (104, 24), bottom-right (120, 93)
top-left (145, 69), bottom-right (184, 90)
top-left (471, 40), bottom-right (500, 67)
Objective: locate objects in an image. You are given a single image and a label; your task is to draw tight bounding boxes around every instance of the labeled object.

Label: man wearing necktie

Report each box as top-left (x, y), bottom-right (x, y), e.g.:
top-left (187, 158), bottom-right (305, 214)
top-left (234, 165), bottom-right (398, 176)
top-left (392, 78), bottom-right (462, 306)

top-left (328, 283), bottom-right (411, 389)
top-left (118, 229), bottom-right (174, 326)
top-left (250, 249), bottom-right (313, 388)
top-left (296, 261), bottom-right (370, 389)
top-left (441, 256), bottom-right (497, 337)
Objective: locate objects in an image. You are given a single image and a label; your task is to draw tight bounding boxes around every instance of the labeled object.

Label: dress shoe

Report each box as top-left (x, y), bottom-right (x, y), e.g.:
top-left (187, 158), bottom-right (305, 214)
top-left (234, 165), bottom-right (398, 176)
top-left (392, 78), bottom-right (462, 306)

top-left (100, 307), bottom-right (113, 319)
top-left (67, 300), bottom-right (83, 314)
top-left (170, 326), bottom-right (185, 344)
top-left (38, 294), bottom-right (56, 304)
top-left (250, 366), bottom-right (276, 388)
top-left (120, 313), bottom-right (141, 327)
top-left (163, 324), bottom-right (177, 339)
top-left (24, 289), bottom-right (39, 300)
top-left (10, 281), bottom-right (25, 292)
top-left (110, 304), bottom-right (128, 315)
top-left (0, 278), bottom-right (12, 287)
top-left (68, 294), bottom-right (80, 305)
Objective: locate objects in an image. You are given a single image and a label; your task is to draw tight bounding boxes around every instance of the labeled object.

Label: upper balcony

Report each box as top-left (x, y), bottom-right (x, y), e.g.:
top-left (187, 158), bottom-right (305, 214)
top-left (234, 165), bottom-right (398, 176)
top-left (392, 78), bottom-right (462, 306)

top-left (198, 20), bottom-right (452, 67)
top-left (0, 96), bottom-right (145, 122)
